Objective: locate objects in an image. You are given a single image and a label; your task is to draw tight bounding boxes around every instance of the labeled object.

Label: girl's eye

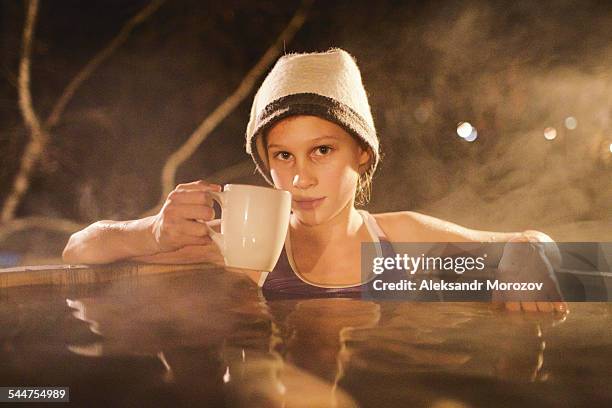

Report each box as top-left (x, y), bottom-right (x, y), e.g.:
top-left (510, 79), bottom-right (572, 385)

top-left (314, 145), bottom-right (333, 156)
top-left (274, 151), bottom-right (292, 161)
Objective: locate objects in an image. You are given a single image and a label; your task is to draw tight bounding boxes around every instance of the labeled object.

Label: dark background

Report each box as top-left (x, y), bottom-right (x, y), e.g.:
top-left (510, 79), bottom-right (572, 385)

top-left (1, 0), bottom-right (611, 264)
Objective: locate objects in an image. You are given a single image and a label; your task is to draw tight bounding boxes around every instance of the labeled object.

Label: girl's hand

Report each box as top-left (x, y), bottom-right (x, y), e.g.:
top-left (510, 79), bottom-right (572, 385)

top-left (493, 234), bottom-right (569, 314)
top-left (150, 180), bottom-right (222, 253)
top-left (130, 237), bottom-right (224, 265)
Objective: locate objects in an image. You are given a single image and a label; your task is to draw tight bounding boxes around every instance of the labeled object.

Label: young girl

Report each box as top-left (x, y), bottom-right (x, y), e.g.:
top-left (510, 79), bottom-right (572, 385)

top-left (62, 48), bottom-right (566, 313)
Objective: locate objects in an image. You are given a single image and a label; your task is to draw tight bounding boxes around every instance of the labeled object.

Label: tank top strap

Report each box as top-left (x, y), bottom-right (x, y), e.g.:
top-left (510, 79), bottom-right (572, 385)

top-left (358, 209), bottom-right (389, 241)
top-left (358, 210), bottom-right (397, 259)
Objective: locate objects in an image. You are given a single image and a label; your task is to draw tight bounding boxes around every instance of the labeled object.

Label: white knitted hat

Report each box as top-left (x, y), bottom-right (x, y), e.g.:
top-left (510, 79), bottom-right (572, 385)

top-left (245, 48), bottom-right (379, 185)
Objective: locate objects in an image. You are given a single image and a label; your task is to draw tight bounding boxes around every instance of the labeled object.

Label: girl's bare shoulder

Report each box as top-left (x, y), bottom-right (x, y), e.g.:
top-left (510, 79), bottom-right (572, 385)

top-left (371, 211), bottom-right (521, 243)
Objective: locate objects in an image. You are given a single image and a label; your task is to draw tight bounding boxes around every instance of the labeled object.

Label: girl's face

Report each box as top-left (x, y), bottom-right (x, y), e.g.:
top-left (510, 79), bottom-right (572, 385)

top-left (265, 115), bottom-right (370, 226)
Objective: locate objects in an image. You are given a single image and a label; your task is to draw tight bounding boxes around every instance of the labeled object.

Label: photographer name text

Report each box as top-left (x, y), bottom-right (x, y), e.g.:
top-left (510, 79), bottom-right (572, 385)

top-left (372, 279), bottom-right (544, 291)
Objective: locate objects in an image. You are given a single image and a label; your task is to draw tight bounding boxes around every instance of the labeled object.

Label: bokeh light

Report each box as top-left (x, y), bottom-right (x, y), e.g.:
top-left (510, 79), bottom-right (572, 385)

top-left (544, 127), bottom-right (557, 140)
top-left (456, 122), bottom-right (473, 138)
top-left (564, 116), bottom-right (578, 130)
top-left (464, 129), bottom-right (478, 142)
top-left (456, 122), bottom-right (478, 142)
top-left (457, 122), bottom-right (478, 142)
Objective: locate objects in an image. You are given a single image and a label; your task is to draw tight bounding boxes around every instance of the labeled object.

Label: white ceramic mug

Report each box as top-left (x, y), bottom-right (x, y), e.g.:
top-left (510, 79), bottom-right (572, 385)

top-left (204, 184), bottom-right (292, 271)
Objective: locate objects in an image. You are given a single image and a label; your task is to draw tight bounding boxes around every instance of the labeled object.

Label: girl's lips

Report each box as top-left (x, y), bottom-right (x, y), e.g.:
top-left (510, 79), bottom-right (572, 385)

top-left (293, 197), bottom-right (326, 210)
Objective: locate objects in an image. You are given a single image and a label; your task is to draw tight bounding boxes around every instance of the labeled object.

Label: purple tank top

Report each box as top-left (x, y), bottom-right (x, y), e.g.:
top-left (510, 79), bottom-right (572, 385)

top-left (260, 210), bottom-right (405, 300)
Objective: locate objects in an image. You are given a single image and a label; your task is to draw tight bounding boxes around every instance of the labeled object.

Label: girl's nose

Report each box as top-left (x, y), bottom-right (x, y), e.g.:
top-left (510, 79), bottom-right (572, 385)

top-left (292, 164), bottom-right (317, 190)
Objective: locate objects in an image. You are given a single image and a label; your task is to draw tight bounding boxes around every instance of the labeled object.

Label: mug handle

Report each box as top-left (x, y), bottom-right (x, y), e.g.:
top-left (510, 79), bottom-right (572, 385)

top-left (204, 190), bottom-right (225, 252)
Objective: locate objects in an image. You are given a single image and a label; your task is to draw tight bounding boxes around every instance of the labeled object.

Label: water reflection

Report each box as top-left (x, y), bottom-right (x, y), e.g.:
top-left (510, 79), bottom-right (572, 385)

top-left (0, 269), bottom-right (610, 407)
top-left (264, 300), bottom-right (573, 407)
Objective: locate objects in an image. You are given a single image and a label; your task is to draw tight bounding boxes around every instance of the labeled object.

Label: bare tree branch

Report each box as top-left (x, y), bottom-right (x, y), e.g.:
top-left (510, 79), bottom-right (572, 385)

top-left (0, 216), bottom-right (85, 242)
top-left (152, 0), bottom-right (313, 212)
top-left (205, 160), bottom-right (256, 185)
top-left (0, 0), bottom-right (309, 244)
top-left (1, 0), bottom-right (165, 231)
top-left (1, 0), bottom-right (45, 223)
top-left (45, 0), bottom-right (166, 129)
top-left (0, 163), bottom-right (257, 243)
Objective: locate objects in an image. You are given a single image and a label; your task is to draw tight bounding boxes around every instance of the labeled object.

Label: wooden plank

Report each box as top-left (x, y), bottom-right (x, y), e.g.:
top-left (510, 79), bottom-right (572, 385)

top-left (0, 263), bottom-right (219, 289)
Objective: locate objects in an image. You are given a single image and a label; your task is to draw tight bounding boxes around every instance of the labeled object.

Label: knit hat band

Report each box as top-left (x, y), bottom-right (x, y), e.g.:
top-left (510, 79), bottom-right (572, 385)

top-left (249, 93), bottom-right (378, 185)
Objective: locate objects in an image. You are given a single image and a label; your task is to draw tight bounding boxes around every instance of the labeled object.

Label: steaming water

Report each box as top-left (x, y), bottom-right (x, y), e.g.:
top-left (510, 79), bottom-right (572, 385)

top-left (1, 268), bottom-right (610, 407)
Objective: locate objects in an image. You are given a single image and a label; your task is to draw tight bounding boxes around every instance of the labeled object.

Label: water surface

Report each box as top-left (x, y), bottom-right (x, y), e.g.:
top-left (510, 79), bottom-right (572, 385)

top-left (1, 268), bottom-right (610, 407)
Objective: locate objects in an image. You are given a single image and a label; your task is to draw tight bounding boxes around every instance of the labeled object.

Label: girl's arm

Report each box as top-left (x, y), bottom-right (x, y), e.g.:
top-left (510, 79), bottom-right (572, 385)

top-left (62, 216), bottom-right (160, 264)
top-left (128, 242), bottom-right (224, 265)
top-left (374, 211), bottom-right (566, 313)
top-left (62, 180), bottom-right (221, 265)
top-left (375, 211), bottom-right (561, 267)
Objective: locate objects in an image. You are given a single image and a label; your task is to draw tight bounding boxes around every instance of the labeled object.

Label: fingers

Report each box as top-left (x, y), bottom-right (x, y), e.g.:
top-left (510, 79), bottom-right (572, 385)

top-left (535, 301), bottom-right (553, 313)
top-left (498, 238), bottom-right (567, 313)
top-left (153, 212), bottom-right (215, 251)
top-left (169, 181), bottom-right (222, 206)
top-left (206, 219), bottom-right (221, 234)
top-left (503, 301), bottom-right (570, 314)
top-left (175, 180), bottom-right (222, 191)
top-left (176, 218), bottom-right (209, 237)
top-left (504, 301), bottom-right (521, 312)
top-left (169, 190), bottom-right (215, 205)
top-left (520, 302), bottom-right (539, 312)
top-left (152, 181), bottom-right (224, 252)
top-left (535, 253), bottom-right (564, 303)
top-left (171, 204), bottom-right (215, 221)
top-left (552, 301), bottom-right (569, 314)
top-left (207, 219), bottom-right (221, 227)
